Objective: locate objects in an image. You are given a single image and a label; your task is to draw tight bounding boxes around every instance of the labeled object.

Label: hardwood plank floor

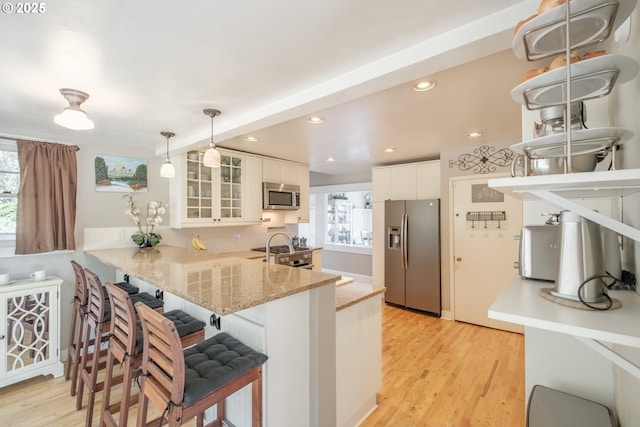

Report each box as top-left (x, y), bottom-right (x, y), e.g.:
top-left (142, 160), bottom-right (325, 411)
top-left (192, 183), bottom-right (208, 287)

top-left (0, 303), bottom-right (524, 427)
top-left (361, 304), bottom-right (526, 427)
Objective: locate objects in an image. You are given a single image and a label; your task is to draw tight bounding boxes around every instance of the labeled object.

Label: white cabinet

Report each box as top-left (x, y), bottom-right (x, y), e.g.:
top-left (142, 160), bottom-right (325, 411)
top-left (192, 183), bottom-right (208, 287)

top-left (371, 168), bottom-right (392, 202)
top-left (0, 277), bottom-right (63, 388)
top-left (372, 161), bottom-right (440, 202)
top-left (262, 158), bottom-right (299, 185)
top-left (285, 163), bottom-right (310, 223)
top-left (243, 155), bottom-right (264, 222)
top-left (170, 148), bottom-right (263, 228)
top-left (416, 161), bottom-right (441, 199)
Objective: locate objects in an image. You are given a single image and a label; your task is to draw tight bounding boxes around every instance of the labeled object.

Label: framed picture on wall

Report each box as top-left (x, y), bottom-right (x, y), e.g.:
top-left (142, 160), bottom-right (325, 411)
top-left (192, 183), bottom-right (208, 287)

top-left (94, 154), bottom-right (148, 192)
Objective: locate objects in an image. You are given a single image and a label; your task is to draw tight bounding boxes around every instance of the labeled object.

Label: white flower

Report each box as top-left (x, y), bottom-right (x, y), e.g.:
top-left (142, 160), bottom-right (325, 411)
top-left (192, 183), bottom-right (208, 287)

top-left (122, 194), bottom-right (167, 235)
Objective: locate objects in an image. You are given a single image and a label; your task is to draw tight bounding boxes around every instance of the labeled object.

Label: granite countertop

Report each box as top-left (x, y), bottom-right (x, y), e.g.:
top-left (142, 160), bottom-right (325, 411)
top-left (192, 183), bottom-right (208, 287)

top-left (85, 246), bottom-right (339, 315)
top-left (335, 282), bottom-right (386, 311)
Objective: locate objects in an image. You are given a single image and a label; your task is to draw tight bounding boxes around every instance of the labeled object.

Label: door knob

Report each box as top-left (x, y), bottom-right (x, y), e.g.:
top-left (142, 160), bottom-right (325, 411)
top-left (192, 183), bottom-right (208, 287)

top-left (456, 257), bottom-right (462, 261)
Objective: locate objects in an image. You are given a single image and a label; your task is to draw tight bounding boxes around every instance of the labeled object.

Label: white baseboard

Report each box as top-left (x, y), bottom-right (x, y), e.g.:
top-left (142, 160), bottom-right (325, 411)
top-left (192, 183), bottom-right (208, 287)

top-left (440, 310), bottom-right (453, 320)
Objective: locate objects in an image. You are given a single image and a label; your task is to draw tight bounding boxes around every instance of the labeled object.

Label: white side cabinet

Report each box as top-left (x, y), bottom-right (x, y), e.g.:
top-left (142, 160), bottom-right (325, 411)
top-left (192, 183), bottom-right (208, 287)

top-left (0, 276), bottom-right (63, 388)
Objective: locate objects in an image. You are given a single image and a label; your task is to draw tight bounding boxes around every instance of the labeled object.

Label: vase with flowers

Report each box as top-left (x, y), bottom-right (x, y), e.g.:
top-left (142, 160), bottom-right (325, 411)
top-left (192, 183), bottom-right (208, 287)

top-left (123, 194), bottom-right (168, 248)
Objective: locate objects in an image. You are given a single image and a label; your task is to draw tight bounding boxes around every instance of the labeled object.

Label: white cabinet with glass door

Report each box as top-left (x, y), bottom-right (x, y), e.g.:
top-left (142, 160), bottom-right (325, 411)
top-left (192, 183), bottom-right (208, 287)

top-left (0, 277), bottom-right (64, 388)
top-left (170, 148), bottom-right (263, 228)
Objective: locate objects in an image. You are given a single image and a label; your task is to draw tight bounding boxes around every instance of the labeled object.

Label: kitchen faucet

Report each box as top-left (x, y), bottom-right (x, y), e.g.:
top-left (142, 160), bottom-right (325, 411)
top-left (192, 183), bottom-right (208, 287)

top-left (265, 232), bottom-right (294, 263)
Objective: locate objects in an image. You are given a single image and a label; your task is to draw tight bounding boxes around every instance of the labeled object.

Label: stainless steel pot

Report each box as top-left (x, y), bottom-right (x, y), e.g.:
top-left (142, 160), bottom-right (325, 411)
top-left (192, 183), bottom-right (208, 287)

top-left (510, 152), bottom-right (598, 176)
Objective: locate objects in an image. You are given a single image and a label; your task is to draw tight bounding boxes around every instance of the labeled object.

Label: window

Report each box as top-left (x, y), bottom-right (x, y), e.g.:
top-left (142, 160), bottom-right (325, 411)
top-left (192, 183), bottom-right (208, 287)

top-left (309, 183), bottom-right (373, 254)
top-left (0, 140), bottom-right (18, 241)
top-left (326, 191), bottom-right (372, 247)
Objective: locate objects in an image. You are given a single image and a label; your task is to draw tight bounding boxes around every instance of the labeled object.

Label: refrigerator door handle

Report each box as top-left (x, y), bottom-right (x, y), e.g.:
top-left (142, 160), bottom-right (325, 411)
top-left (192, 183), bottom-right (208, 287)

top-left (401, 213), bottom-right (408, 268)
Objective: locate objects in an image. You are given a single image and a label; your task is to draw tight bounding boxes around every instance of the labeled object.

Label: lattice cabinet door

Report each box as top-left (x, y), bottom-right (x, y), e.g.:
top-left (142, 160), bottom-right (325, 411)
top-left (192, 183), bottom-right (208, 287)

top-left (0, 277), bottom-right (63, 388)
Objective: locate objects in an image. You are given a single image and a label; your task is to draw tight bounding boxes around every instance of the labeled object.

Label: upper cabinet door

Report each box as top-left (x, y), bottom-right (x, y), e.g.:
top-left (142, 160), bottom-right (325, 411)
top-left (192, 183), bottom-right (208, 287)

top-left (416, 161), bottom-right (441, 200)
top-left (391, 164), bottom-right (417, 200)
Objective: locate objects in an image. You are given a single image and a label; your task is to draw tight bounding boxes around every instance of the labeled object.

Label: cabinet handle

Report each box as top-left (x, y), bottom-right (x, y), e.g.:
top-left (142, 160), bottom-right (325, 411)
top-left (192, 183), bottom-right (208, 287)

top-left (0, 335), bottom-right (5, 340)
top-left (456, 257), bottom-right (462, 262)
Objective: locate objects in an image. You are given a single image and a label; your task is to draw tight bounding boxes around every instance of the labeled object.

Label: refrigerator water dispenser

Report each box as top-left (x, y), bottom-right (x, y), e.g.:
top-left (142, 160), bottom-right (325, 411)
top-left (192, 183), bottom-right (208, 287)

top-left (388, 227), bottom-right (401, 249)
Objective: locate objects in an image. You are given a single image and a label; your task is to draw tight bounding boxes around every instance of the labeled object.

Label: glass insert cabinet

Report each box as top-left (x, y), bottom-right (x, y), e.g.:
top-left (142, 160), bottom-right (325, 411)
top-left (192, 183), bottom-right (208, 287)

top-left (184, 151), bottom-right (243, 223)
top-left (0, 277), bottom-right (63, 387)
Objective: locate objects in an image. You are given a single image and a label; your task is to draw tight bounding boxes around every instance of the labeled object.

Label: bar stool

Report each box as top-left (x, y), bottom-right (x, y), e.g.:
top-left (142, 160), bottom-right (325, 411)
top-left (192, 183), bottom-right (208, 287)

top-left (66, 261), bottom-right (141, 397)
top-left (135, 302), bottom-right (268, 427)
top-left (101, 282), bottom-right (206, 427)
top-left (76, 269), bottom-right (164, 427)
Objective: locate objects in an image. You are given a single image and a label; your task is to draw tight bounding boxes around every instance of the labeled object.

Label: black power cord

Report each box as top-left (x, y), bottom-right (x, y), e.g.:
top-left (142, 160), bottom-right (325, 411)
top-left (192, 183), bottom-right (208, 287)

top-left (577, 270), bottom-right (637, 311)
top-left (577, 274), bottom-right (614, 311)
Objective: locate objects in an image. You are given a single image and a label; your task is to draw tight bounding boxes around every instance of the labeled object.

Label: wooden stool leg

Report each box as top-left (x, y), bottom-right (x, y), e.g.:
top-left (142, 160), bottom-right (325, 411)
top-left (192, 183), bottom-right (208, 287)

top-left (69, 315), bottom-right (84, 397)
top-left (83, 325), bottom-right (103, 427)
top-left (64, 302), bottom-right (79, 380)
top-left (252, 368), bottom-right (263, 427)
top-left (100, 350), bottom-right (116, 427)
top-left (75, 318), bottom-right (91, 408)
top-left (136, 385), bottom-right (149, 427)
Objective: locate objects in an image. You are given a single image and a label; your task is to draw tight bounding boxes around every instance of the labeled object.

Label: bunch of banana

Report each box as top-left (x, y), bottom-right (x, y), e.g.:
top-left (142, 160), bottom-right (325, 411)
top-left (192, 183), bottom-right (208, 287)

top-left (191, 235), bottom-right (207, 251)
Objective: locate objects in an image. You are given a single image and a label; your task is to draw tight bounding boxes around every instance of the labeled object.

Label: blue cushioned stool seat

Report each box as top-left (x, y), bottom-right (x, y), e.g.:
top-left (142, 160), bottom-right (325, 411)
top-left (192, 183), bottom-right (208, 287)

top-left (182, 332), bottom-right (268, 406)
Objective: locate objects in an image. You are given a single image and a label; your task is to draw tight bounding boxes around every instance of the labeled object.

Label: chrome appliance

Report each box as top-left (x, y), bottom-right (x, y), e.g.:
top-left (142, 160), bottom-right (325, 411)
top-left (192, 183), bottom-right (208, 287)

top-left (263, 182), bottom-right (300, 210)
top-left (551, 211), bottom-right (607, 303)
top-left (517, 224), bottom-right (559, 282)
top-left (384, 199), bottom-right (441, 316)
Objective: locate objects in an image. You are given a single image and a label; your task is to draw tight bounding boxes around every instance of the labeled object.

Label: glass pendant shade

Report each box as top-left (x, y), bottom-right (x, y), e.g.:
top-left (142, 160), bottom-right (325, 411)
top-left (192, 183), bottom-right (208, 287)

top-left (54, 107), bottom-right (94, 130)
top-left (203, 145), bottom-right (221, 168)
top-left (54, 88), bottom-right (94, 130)
top-left (160, 159), bottom-right (175, 178)
top-left (202, 108), bottom-right (222, 168)
top-left (160, 131), bottom-right (176, 178)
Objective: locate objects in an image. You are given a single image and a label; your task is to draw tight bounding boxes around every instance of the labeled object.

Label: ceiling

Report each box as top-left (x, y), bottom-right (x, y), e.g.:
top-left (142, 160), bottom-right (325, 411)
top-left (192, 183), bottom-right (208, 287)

top-left (0, 0), bottom-right (542, 175)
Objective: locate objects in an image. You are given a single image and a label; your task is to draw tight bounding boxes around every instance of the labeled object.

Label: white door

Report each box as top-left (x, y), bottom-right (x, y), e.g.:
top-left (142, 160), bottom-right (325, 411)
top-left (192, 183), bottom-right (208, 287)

top-left (452, 176), bottom-right (523, 333)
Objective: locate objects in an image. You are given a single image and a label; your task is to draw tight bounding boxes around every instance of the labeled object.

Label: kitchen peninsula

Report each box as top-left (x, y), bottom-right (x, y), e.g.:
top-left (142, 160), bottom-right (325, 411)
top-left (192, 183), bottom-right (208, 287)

top-left (85, 245), bottom-right (341, 427)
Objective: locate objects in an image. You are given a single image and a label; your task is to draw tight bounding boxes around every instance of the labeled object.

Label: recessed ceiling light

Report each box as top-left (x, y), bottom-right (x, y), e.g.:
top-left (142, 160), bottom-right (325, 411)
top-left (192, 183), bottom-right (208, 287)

top-left (468, 131), bottom-right (483, 138)
top-left (244, 136), bottom-right (259, 142)
top-left (326, 157), bottom-right (335, 162)
top-left (308, 116), bottom-right (325, 124)
top-left (412, 80), bottom-right (437, 92)
top-left (384, 148), bottom-right (396, 153)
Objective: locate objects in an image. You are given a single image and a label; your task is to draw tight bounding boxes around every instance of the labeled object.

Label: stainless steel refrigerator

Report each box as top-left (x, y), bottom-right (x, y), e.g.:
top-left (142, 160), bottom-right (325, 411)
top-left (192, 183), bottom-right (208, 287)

top-left (384, 199), bottom-right (441, 316)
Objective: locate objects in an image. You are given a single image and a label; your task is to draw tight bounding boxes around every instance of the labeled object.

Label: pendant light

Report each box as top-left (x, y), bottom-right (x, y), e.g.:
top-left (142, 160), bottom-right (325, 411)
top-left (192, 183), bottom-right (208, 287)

top-left (54, 88), bottom-right (95, 130)
top-left (160, 131), bottom-right (175, 178)
top-left (202, 108), bottom-right (221, 168)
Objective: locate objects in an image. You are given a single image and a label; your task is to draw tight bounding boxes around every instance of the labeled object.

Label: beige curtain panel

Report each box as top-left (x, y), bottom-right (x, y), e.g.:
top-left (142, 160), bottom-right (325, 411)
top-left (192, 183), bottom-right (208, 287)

top-left (15, 139), bottom-right (79, 254)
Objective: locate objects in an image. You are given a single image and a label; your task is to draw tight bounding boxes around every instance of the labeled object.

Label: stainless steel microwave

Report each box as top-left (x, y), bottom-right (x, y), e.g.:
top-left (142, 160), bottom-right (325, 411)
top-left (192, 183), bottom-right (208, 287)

top-left (263, 182), bottom-right (300, 210)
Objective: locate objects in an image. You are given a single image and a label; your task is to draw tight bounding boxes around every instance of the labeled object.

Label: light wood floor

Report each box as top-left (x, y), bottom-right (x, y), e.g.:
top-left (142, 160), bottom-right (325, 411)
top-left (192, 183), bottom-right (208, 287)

top-left (0, 304), bottom-right (524, 427)
top-left (361, 304), bottom-right (526, 427)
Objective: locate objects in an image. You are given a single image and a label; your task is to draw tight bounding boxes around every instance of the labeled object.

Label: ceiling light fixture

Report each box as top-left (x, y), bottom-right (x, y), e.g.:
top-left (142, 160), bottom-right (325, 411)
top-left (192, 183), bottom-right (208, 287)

top-left (326, 157), bottom-right (335, 162)
top-left (244, 136), bottom-right (259, 142)
top-left (384, 148), bottom-right (396, 153)
top-left (54, 88), bottom-right (95, 130)
top-left (202, 108), bottom-right (221, 168)
top-left (468, 131), bottom-right (483, 138)
top-left (412, 80), bottom-right (437, 92)
top-left (308, 116), bottom-right (325, 124)
top-left (160, 131), bottom-right (175, 178)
